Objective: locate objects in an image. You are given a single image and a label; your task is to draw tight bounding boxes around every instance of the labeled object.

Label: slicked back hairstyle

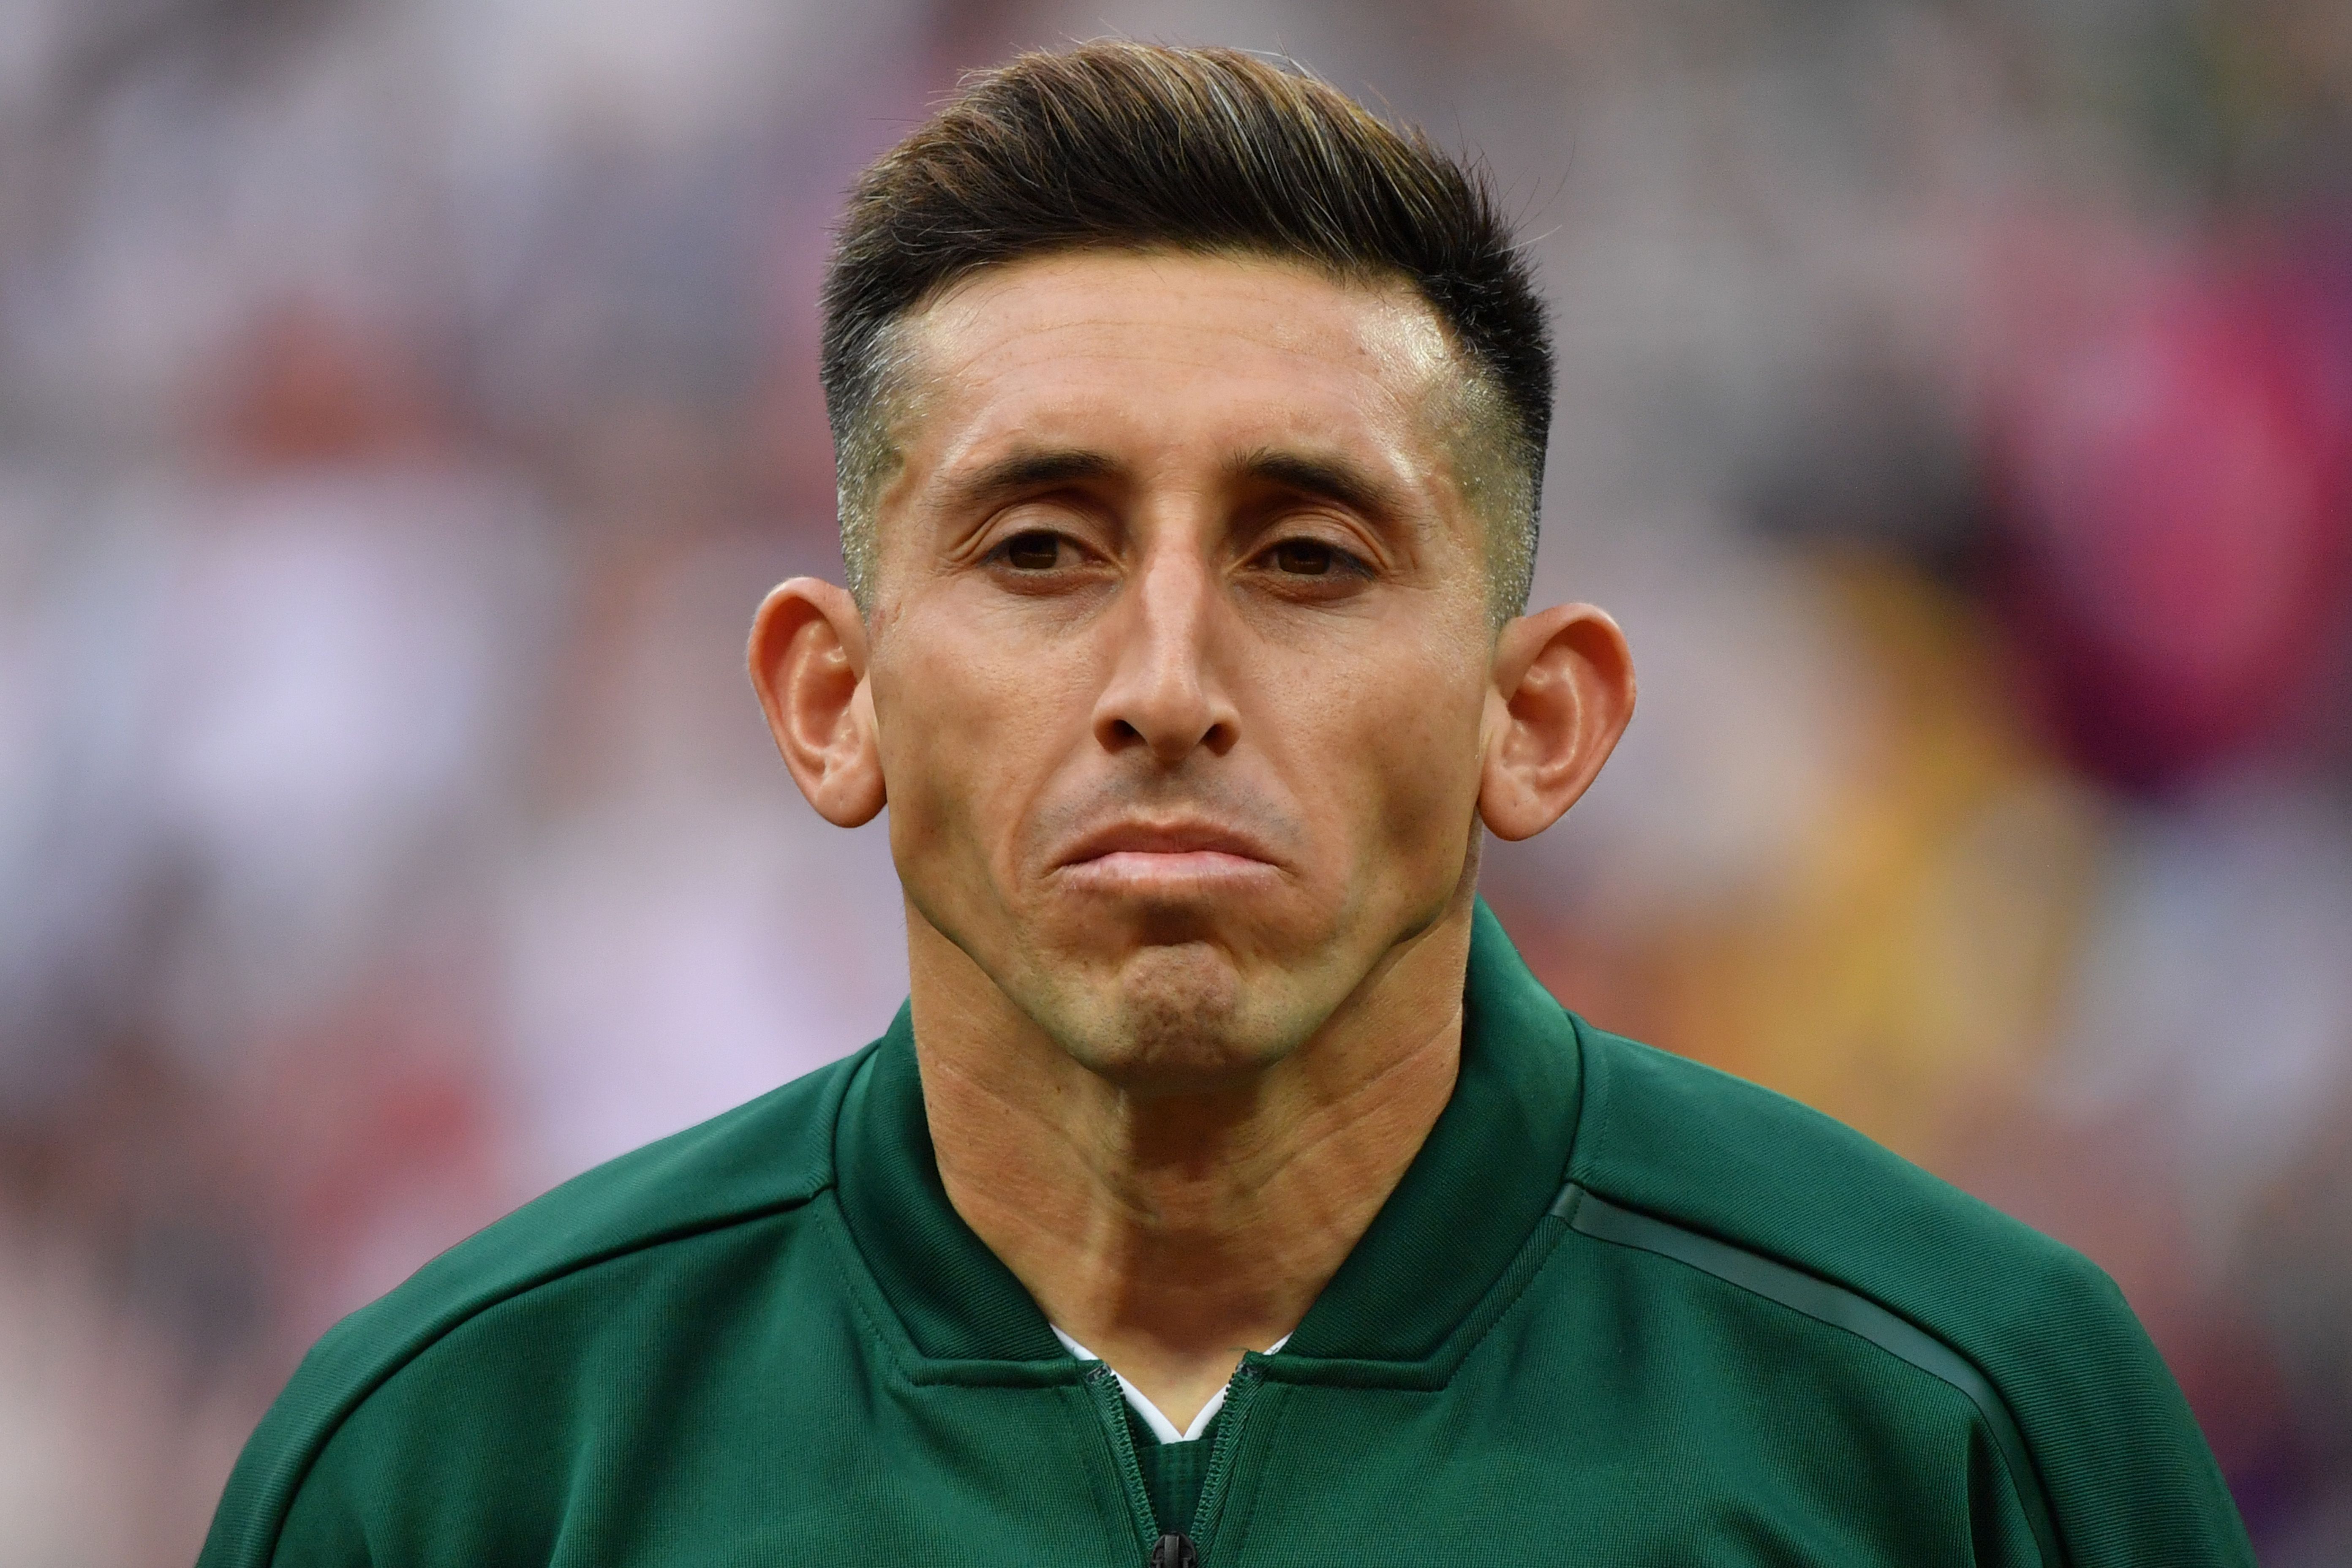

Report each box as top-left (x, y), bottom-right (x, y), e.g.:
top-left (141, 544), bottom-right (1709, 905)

top-left (819, 41), bottom-right (1552, 621)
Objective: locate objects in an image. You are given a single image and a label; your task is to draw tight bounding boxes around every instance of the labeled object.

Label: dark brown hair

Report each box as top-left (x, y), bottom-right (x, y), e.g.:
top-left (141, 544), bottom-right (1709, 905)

top-left (819, 41), bottom-right (1552, 617)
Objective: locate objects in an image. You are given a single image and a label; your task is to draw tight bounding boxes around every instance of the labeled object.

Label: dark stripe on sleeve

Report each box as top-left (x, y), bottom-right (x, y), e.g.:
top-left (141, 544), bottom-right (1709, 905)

top-left (1553, 1182), bottom-right (2061, 1568)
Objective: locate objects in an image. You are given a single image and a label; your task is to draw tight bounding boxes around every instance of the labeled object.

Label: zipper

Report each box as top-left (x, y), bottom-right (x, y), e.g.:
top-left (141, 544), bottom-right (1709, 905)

top-left (1086, 1364), bottom-right (1160, 1556)
top-left (1185, 1360), bottom-right (1266, 1563)
top-left (1089, 1357), bottom-right (1271, 1567)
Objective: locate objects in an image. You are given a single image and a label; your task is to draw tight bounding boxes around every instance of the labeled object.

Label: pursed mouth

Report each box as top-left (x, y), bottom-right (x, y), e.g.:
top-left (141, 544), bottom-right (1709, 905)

top-left (1050, 820), bottom-right (1284, 874)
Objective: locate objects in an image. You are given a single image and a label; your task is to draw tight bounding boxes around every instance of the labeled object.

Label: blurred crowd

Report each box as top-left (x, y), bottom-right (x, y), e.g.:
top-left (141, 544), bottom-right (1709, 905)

top-left (0, 0), bottom-right (2347, 1561)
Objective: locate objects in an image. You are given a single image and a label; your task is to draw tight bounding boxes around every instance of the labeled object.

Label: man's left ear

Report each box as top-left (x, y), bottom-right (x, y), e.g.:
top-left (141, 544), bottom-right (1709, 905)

top-left (1478, 602), bottom-right (1636, 841)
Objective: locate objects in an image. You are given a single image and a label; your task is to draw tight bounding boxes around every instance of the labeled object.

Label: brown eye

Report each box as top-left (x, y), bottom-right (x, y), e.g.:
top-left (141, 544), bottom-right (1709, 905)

top-left (1002, 531), bottom-right (1062, 570)
top-left (1269, 539), bottom-right (1334, 575)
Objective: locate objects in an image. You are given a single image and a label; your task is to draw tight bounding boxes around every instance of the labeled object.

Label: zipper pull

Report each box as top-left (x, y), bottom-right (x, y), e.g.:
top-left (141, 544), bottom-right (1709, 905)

top-left (1148, 1532), bottom-right (1199, 1568)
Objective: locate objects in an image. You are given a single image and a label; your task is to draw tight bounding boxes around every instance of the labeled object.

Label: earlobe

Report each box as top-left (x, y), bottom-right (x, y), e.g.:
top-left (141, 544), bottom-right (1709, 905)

top-left (747, 578), bottom-right (887, 828)
top-left (1478, 603), bottom-right (1636, 842)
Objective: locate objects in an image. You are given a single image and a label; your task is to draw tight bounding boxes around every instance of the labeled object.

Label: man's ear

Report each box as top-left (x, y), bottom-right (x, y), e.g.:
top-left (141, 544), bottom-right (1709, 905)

top-left (1478, 602), bottom-right (1636, 841)
top-left (748, 578), bottom-right (886, 828)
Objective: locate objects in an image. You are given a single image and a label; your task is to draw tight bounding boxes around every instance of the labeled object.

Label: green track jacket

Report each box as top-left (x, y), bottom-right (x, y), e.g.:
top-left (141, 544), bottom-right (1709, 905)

top-left (199, 903), bottom-right (2253, 1566)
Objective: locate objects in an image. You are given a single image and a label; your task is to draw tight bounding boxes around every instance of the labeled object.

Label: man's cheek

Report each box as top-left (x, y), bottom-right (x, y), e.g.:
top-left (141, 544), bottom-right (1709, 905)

top-left (1363, 716), bottom-right (1481, 877)
top-left (1328, 659), bottom-right (1474, 800)
top-left (880, 726), bottom-right (972, 889)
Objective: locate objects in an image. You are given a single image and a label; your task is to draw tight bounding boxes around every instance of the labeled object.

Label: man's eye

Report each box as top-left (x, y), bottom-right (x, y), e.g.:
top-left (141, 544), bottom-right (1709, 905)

top-left (1269, 539), bottom-right (1336, 576)
top-left (1000, 531), bottom-right (1063, 570)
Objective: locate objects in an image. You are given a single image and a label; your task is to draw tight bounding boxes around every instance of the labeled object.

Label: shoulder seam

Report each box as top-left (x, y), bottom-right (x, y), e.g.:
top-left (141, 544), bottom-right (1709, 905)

top-left (1553, 1183), bottom-right (2061, 1567)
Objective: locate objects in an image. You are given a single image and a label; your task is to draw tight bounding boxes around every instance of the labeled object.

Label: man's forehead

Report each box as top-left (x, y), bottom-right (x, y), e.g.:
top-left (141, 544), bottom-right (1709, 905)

top-left (917, 248), bottom-right (1451, 356)
top-left (887, 250), bottom-right (1465, 487)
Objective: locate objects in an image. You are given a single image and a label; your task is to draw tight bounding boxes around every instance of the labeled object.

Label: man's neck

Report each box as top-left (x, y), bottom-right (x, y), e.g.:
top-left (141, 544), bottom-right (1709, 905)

top-left (906, 911), bottom-right (1468, 1431)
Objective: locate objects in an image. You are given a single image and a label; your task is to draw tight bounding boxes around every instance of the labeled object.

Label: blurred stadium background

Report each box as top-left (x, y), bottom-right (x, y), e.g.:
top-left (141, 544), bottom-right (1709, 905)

top-left (1, 0), bottom-right (2348, 1559)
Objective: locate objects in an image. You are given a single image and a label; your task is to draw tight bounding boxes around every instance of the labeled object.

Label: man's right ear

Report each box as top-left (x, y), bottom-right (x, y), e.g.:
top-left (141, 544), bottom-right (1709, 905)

top-left (748, 578), bottom-right (886, 828)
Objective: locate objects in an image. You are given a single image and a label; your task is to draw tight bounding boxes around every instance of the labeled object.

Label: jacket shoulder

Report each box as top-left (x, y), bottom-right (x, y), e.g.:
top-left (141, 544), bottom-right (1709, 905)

top-left (1566, 1021), bottom-right (2251, 1567)
top-left (1568, 1022), bottom-right (2087, 1312)
top-left (196, 1044), bottom-right (871, 1568)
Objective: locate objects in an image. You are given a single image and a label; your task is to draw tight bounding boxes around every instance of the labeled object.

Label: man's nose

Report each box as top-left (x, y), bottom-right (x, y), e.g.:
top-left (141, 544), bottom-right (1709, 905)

top-left (1090, 544), bottom-right (1240, 764)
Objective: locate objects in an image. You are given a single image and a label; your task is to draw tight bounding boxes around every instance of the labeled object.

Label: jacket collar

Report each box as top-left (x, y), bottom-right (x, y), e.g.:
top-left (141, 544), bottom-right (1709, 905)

top-left (831, 898), bottom-right (1583, 1372)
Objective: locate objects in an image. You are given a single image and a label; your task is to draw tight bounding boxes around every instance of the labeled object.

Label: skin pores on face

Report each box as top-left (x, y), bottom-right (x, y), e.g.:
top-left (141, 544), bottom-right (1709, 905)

top-left (864, 250), bottom-right (1502, 1091)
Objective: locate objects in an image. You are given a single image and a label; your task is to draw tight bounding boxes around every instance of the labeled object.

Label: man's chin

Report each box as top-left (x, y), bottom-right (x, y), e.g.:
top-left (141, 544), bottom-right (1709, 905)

top-left (1036, 877), bottom-right (1299, 957)
top-left (1041, 942), bottom-right (1305, 1093)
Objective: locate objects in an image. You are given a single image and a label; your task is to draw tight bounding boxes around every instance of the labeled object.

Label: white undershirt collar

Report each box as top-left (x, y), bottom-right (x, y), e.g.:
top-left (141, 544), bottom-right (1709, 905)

top-left (1051, 1326), bottom-right (1291, 1444)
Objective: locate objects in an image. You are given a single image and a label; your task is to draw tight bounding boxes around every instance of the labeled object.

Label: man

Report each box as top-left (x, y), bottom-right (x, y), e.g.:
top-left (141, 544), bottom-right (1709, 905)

top-left (201, 43), bottom-right (2251, 1567)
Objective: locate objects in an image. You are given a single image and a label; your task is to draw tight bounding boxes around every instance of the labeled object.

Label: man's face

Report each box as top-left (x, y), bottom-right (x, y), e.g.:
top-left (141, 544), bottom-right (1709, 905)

top-left (865, 250), bottom-right (1503, 1090)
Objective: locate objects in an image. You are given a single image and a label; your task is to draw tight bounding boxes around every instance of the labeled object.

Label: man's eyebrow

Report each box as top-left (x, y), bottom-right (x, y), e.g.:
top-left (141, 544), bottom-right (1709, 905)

top-left (942, 449), bottom-right (1123, 512)
top-left (1224, 448), bottom-right (1405, 520)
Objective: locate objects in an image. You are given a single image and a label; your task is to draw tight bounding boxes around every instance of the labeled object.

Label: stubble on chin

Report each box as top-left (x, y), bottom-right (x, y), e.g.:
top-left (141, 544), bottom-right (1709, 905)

top-left (1034, 939), bottom-right (1301, 1092)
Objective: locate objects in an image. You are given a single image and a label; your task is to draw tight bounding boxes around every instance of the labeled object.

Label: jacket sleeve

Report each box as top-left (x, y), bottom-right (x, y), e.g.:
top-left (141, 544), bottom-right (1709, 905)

top-left (1996, 1255), bottom-right (2254, 1568)
top-left (194, 1355), bottom-right (367, 1568)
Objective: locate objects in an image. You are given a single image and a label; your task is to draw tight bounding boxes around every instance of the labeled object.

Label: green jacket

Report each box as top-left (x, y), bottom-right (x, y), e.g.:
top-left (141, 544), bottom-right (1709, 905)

top-left (200, 904), bottom-right (2251, 1566)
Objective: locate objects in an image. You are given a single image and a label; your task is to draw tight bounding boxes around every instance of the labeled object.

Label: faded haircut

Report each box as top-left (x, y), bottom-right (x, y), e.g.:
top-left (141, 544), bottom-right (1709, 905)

top-left (818, 41), bottom-right (1552, 622)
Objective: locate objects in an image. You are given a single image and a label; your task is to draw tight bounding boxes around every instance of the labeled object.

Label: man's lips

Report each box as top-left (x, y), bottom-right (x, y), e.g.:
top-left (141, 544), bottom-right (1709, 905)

top-left (1050, 820), bottom-right (1284, 880)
